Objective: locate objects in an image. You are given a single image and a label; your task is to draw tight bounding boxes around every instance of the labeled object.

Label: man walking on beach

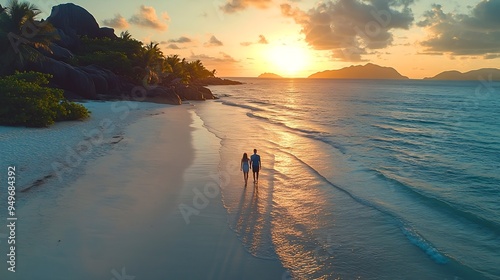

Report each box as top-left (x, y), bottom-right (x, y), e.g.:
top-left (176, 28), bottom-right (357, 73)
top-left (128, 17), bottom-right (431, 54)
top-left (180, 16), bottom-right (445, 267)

top-left (250, 149), bottom-right (261, 183)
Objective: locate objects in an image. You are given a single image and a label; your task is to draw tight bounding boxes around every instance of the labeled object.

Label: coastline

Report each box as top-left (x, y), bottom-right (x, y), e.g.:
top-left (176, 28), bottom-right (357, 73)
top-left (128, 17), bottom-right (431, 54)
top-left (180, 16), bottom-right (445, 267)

top-left (0, 102), bottom-right (284, 279)
top-left (159, 108), bottom-right (285, 279)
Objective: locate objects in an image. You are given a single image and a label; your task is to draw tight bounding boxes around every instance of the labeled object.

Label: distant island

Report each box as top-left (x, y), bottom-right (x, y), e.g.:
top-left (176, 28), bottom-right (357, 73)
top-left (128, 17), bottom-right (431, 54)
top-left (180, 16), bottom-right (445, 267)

top-left (307, 63), bottom-right (500, 81)
top-left (308, 63), bottom-right (409, 80)
top-left (425, 69), bottom-right (500, 81)
top-left (258, 73), bottom-right (283, 78)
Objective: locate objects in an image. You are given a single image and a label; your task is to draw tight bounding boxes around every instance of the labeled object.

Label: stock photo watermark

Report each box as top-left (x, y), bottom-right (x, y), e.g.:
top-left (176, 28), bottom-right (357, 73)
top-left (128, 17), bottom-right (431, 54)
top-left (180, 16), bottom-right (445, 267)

top-left (1, 1), bottom-right (60, 274)
top-left (6, 166), bottom-right (18, 273)
top-left (5, 0), bottom-right (60, 54)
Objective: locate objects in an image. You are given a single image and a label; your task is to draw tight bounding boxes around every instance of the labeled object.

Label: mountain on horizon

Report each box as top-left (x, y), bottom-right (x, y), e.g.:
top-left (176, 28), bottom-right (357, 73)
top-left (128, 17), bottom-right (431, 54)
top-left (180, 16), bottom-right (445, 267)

top-left (424, 68), bottom-right (500, 81)
top-left (258, 72), bottom-right (283, 78)
top-left (308, 63), bottom-right (409, 80)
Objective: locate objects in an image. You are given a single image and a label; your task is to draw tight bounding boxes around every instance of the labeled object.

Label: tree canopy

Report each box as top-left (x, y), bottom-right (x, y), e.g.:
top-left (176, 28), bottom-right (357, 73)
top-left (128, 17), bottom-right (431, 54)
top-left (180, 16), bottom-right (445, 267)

top-left (0, 71), bottom-right (89, 127)
top-left (0, 0), bottom-right (217, 85)
top-left (0, 0), bottom-right (59, 75)
top-left (73, 35), bottom-right (216, 85)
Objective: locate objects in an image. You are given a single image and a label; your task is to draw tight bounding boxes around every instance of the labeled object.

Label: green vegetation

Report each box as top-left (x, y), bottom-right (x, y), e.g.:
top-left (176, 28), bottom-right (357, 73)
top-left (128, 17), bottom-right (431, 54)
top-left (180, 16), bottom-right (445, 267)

top-left (73, 35), bottom-right (216, 85)
top-left (0, 0), bottom-right (217, 84)
top-left (0, 0), bottom-right (219, 127)
top-left (73, 35), bottom-right (142, 79)
top-left (0, 0), bottom-right (59, 75)
top-left (0, 71), bottom-right (90, 127)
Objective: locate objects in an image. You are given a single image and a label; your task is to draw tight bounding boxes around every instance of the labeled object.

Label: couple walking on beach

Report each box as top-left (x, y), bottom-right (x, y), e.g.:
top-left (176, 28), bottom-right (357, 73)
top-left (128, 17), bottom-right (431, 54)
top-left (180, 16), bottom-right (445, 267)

top-left (240, 149), bottom-right (261, 186)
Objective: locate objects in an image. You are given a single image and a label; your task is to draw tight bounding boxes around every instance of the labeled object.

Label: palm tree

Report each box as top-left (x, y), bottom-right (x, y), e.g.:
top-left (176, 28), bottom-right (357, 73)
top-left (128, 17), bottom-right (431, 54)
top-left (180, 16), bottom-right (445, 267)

top-left (144, 42), bottom-right (164, 63)
top-left (136, 42), bottom-right (169, 85)
top-left (0, 0), bottom-right (58, 75)
top-left (183, 59), bottom-right (216, 82)
top-left (165, 54), bottom-right (188, 82)
top-left (120, 30), bottom-right (132, 41)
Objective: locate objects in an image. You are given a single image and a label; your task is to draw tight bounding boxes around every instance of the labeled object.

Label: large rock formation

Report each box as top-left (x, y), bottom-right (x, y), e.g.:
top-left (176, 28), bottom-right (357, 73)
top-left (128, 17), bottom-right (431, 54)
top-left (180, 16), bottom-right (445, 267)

top-left (80, 65), bottom-right (121, 95)
top-left (22, 3), bottom-right (222, 105)
top-left (43, 43), bottom-right (74, 61)
top-left (197, 86), bottom-right (216, 99)
top-left (174, 85), bottom-right (216, 100)
top-left (194, 77), bottom-right (243, 85)
top-left (30, 58), bottom-right (97, 99)
top-left (25, 4), bottom-right (126, 99)
top-left (29, 60), bottom-right (126, 100)
top-left (52, 28), bottom-right (79, 49)
top-left (145, 87), bottom-right (182, 105)
top-left (47, 3), bottom-right (117, 49)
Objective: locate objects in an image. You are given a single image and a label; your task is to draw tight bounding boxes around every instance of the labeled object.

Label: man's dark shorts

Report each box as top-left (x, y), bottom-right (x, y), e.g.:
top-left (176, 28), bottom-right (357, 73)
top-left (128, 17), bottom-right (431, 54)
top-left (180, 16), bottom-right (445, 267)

top-left (252, 166), bottom-right (260, 173)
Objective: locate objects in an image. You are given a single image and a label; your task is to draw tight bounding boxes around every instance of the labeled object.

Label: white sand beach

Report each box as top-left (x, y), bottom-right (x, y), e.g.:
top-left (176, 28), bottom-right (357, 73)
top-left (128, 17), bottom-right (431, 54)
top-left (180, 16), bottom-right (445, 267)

top-left (0, 102), bottom-right (285, 280)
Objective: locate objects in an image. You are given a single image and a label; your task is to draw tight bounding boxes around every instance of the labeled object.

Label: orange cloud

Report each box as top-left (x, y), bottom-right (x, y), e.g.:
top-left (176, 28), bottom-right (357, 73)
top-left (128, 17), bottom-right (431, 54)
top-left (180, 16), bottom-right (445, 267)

top-left (168, 36), bottom-right (192, 43)
top-left (240, 34), bottom-right (269, 46)
top-left (129, 5), bottom-right (168, 31)
top-left (221, 0), bottom-right (272, 13)
top-left (190, 52), bottom-right (237, 63)
top-left (204, 35), bottom-right (224, 47)
top-left (258, 35), bottom-right (268, 44)
top-left (102, 14), bottom-right (129, 29)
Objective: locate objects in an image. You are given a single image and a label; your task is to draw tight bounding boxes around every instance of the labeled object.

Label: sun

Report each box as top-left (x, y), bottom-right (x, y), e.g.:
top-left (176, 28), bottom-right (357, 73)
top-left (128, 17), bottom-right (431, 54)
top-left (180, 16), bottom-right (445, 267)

top-left (267, 44), bottom-right (309, 77)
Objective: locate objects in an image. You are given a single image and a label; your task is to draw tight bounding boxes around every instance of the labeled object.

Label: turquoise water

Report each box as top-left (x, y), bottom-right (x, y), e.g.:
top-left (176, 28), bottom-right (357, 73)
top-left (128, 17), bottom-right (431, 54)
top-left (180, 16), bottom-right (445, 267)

top-left (197, 78), bottom-right (500, 279)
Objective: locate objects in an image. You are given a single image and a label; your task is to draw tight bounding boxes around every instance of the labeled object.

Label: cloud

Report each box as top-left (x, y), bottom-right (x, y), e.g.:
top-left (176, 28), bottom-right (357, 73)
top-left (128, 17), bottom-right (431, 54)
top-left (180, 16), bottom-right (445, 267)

top-left (220, 52), bottom-right (237, 62)
top-left (281, 0), bottom-right (414, 61)
top-left (129, 5), bottom-right (168, 31)
top-left (161, 12), bottom-right (170, 21)
top-left (258, 35), bottom-right (268, 44)
top-left (418, 1), bottom-right (500, 58)
top-left (190, 52), bottom-right (238, 63)
top-left (168, 36), bottom-right (192, 43)
top-left (165, 44), bottom-right (181, 49)
top-left (102, 14), bottom-right (129, 29)
top-left (221, 0), bottom-right (272, 13)
top-left (204, 35), bottom-right (224, 47)
top-left (189, 52), bottom-right (239, 75)
top-left (240, 34), bottom-right (269, 46)
top-left (331, 47), bottom-right (368, 62)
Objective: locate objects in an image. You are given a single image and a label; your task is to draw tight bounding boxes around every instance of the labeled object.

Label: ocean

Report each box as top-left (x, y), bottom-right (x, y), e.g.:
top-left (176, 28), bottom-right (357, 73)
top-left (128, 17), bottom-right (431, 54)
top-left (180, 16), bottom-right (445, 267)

top-left (197, 78), bottom-right (500, 279)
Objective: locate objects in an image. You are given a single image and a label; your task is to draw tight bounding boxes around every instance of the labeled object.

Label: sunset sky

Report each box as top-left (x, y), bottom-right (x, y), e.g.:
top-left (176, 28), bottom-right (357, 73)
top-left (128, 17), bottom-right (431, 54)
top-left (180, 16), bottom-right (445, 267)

top-left (7, 0), bottom-right (500, 78)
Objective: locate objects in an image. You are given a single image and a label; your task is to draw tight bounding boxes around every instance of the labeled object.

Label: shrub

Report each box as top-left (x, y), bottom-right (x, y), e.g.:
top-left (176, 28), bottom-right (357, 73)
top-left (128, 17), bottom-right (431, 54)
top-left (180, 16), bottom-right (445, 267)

top-left (59, 101), bottom-right (90, 121)
top-left (74, 51), bottom-right (133, 77)
top-left (0, 71), bottom-right (90, 127)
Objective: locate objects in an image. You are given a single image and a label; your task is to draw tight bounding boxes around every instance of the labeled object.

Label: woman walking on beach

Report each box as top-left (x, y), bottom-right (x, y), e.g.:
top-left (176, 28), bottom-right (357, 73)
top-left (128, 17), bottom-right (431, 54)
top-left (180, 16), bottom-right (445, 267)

top-left (241, 153), bottom-right (250, 186)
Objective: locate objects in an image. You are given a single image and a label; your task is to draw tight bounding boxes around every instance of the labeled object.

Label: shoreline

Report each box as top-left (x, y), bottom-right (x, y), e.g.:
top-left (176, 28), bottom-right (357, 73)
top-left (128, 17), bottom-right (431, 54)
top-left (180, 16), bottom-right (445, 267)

top-left (158, 108), bottom-right (285, 279)
top-left (1, 102), bottom-right (284, 279)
